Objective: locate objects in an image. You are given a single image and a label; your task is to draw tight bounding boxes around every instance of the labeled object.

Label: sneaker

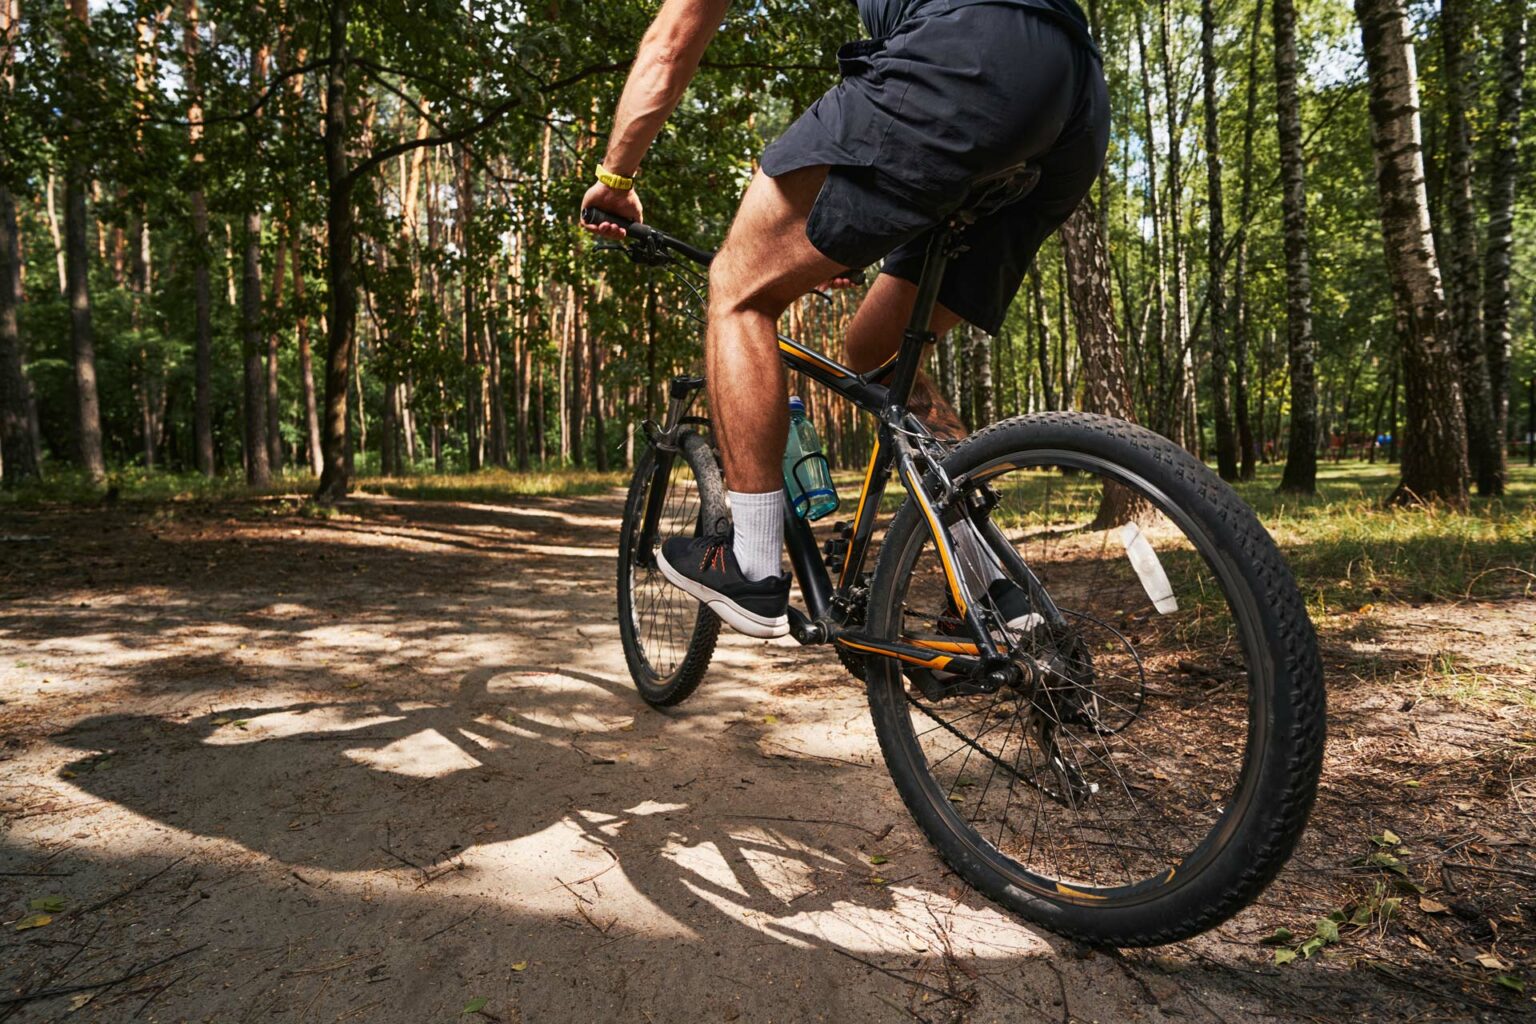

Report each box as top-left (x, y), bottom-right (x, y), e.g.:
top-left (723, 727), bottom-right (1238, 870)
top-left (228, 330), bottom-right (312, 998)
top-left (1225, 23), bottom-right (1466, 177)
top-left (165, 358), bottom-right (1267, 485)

top-left (933, 578), bottom-right (1046, 637)
top-left (986, 577), bottom-right (1046, 633)
top-left (657, 531), bottom-right (791, 639)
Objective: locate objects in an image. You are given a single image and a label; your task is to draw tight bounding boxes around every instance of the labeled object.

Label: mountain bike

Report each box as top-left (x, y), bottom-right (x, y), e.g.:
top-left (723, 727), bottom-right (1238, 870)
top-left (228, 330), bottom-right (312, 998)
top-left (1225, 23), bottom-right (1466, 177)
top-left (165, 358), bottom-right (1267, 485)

top-left (584, 170), bottom-right (1325, 948)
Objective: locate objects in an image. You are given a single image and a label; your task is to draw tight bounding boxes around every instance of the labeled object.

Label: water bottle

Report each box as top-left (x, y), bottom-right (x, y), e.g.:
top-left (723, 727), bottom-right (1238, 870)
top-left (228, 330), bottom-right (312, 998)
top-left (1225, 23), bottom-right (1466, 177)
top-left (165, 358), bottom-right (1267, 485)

top-left (783, 397), bottom-right (840, 521)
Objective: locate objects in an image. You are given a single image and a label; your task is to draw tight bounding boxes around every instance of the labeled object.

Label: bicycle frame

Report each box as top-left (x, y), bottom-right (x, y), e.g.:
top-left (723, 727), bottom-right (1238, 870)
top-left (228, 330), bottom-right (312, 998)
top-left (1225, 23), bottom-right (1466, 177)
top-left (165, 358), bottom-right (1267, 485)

top-left (629, 219), bottom-right (1019, 689)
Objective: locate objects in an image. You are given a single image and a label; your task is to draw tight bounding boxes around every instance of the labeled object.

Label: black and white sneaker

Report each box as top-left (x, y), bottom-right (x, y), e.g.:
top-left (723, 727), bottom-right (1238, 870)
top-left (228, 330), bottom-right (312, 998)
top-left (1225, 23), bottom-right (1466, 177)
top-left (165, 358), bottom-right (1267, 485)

top-left (657, 531), bottom-right (791, 639)
top-left (934, 578), bottom-right (1046, 636)
top-left (987, 578), bottom-right (1046, 633)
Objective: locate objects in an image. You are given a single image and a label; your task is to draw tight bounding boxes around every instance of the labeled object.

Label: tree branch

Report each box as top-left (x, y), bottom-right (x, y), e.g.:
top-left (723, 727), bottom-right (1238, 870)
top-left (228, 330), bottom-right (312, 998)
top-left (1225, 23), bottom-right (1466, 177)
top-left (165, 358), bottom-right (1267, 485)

top-left (141, 58), bottom-right (334, 128)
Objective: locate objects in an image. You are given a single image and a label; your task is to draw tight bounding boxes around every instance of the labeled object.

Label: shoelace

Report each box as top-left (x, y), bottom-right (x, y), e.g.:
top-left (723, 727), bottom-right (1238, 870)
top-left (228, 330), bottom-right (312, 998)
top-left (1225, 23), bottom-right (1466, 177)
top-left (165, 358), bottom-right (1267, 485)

top-left (699, 517), bottom-right (732, 573)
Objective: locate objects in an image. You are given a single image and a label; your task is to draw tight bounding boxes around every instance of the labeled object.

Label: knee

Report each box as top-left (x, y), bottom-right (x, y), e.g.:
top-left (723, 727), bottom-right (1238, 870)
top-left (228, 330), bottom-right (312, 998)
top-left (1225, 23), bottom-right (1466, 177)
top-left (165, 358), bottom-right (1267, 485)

top-left (708, 246), bottom-right (783, 323)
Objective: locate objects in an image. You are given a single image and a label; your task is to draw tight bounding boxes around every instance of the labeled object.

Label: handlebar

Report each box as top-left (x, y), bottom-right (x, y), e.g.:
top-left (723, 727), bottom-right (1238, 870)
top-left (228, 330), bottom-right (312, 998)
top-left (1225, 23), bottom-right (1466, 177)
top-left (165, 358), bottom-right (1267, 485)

top-left (581, 207), bottom-right (716, 268)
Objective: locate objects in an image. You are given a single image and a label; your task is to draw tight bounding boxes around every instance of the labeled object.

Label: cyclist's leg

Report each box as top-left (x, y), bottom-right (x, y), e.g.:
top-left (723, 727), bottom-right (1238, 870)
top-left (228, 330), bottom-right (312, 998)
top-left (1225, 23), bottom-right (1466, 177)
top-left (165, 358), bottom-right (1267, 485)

top-left (705, 164), bottom-right (846, 582)
top-left (844, 274), bottom-right (967, 440)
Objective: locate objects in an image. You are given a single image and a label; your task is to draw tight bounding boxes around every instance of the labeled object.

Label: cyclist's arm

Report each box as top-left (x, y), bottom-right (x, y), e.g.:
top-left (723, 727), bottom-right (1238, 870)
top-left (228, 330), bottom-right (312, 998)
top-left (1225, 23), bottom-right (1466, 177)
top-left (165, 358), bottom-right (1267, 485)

top-left (601, 0), bottom-right (729, 177)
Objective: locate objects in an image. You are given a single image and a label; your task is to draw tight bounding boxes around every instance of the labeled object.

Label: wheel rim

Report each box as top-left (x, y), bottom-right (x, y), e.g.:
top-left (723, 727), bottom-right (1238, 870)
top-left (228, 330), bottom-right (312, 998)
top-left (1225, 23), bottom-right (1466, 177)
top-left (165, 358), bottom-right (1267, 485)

top-left (624, 448), bottom-right (714, 683)
top-left (878, 450), bottom-right (1271, 906)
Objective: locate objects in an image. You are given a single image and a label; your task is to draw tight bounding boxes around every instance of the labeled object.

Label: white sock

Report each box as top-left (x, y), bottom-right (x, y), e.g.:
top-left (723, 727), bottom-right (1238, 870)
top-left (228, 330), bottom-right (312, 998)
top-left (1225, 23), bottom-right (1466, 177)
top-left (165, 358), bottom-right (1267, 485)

top-left (953, 522), bottom-right (1005, 587)
top-left (730, 490), bottom-right (784, 581)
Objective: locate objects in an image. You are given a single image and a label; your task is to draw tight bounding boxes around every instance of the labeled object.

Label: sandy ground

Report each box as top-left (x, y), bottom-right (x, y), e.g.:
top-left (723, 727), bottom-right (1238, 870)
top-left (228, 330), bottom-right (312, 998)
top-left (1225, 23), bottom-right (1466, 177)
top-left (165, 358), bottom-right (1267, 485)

top-left (0, 492), bottom-right (1532, 1024)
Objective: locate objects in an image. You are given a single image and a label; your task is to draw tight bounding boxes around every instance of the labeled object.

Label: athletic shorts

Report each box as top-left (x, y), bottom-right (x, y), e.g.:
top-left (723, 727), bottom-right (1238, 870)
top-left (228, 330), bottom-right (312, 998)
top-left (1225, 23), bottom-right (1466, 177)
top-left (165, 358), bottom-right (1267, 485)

top-left (759, 0), bottom-right (1109, 335)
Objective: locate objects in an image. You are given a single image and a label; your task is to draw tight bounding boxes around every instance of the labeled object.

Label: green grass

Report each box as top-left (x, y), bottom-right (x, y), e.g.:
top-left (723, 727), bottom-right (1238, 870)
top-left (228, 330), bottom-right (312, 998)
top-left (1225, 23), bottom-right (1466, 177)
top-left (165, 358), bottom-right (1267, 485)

top-left (0, 466), bottom-right (305, 508)
top-left (1234, 463), bottom-right (1536, 607)
top-left (0, 465), bottom-right (628, 509)
top-left (358, 468), bottom-right (627, 502)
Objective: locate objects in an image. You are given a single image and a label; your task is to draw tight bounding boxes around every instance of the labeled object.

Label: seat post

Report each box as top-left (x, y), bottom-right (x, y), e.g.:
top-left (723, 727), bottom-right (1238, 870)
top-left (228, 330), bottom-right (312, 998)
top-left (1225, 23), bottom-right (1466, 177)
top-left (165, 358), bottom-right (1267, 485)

top-left (886, 226), bottom-right (956, 412)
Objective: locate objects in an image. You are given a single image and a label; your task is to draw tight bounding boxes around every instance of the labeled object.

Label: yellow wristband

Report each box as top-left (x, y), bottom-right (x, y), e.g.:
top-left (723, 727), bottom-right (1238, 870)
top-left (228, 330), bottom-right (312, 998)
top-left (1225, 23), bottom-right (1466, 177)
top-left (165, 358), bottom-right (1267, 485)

top-left (596, 164), bottom-right (636, 191)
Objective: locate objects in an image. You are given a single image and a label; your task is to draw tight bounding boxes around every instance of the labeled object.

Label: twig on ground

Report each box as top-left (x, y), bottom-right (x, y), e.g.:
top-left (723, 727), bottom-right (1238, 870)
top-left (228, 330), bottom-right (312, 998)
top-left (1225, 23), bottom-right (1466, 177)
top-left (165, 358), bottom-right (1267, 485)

top-left (1442, 860), bottom-right (1536, 882)
top-left (573, 900), bottom-right (614, 935)
top-left (132, 969), bottom-right (190, 1019)
top-left (420, 909), bottom-right (479, 943)
top-left (0, 922), bottom-right (102, 1024)
top-left (556, 877), bottom-right (593, 905)
top-left (0, 870), bottom-right (73, 877)
top-left (828, 947), bottom-right (961, 1003)
top-left (0, 944), bottom-right (206, 1008)
top-left (74, 856), bottom-right (187, 917)
top-left (758, 740), bottom-right (872, 769)
top-left (1042, 961), bottom-right (1069, 1024)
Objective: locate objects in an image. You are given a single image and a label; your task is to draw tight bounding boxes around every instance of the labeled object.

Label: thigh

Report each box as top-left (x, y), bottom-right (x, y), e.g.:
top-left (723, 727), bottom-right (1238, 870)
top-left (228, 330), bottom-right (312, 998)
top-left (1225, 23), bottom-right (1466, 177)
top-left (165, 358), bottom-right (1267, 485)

top-left (712, 166), bottom-right (847, 313)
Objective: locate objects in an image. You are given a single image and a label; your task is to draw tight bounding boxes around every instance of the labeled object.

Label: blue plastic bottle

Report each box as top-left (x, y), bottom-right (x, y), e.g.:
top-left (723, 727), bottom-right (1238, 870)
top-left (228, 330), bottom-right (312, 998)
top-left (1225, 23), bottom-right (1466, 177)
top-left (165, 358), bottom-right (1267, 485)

top-left (783, 397), bottom-right (839, 521)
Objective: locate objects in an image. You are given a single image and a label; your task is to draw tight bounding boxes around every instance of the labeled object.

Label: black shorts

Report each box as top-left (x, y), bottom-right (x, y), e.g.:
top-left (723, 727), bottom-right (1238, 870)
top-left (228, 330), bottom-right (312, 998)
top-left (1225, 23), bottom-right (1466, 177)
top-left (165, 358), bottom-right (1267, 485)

top-left (760, 0), bottom-right (1109, 335)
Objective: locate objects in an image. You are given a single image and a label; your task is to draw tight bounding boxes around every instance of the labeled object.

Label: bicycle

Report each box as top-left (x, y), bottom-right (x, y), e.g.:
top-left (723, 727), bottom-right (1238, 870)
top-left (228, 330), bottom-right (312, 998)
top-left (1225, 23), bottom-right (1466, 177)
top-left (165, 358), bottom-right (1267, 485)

top-left (584, 168), bottom-right (1326, 948)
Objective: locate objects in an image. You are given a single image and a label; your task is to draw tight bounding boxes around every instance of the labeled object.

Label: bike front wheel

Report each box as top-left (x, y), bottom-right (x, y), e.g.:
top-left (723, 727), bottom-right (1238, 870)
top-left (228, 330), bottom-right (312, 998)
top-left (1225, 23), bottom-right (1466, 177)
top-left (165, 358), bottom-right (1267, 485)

top-left (618, 429), bottom-right (725, 706)
top-left (865, 412), bottom-right (1326, 946)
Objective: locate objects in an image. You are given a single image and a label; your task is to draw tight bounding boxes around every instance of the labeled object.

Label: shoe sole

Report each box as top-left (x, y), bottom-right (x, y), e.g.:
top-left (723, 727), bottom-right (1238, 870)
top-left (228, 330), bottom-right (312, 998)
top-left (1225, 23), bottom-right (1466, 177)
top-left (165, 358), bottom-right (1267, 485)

top-left (656, 548), bottom-right (790, 640)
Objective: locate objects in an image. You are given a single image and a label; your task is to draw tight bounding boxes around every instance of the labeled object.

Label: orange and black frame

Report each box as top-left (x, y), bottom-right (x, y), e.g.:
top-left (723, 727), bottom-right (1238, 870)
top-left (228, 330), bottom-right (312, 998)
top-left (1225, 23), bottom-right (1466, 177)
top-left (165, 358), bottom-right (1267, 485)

top-left (584, 181), bottom-right (1039, 691)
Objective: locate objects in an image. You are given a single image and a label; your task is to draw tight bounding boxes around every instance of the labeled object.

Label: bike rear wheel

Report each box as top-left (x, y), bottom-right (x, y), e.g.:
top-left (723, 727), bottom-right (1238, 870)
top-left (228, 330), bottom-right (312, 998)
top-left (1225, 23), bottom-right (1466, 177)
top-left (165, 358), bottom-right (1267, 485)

top-left (618, 429), bottom-right (724, 706)
top-left (865, 413), bottom-right (1325, 946)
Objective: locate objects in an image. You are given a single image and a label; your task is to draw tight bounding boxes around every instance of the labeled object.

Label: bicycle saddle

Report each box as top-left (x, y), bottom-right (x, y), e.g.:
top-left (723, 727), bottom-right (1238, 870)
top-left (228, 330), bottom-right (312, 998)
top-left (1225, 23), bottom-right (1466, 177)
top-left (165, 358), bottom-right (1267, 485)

top-left (952, 162), bottom-right (1042, 225)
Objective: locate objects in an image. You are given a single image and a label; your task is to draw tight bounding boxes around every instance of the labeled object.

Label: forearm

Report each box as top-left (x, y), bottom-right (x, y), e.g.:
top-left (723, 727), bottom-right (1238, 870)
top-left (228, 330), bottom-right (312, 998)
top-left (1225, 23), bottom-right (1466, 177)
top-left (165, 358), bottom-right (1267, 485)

top-left (602, 0), bottom-right (727, 175)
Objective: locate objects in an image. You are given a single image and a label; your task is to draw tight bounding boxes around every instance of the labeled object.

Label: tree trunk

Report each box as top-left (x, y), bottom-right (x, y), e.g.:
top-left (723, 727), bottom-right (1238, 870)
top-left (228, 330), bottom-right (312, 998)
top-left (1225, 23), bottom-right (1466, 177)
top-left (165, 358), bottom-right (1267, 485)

top-left (487, 314), bottom-right (508, 466)
top-left (1202, 0), bottom-right (1238, 480)
top-left (0, 3), bottom-right (35, 486)
top-left (43, 172), bottom-right (66, 294)
top-left (293, 237), bottom-right (323, 476)
top-left (1030, 269), bottom-right (1055, 411)
top-left (1483, 2), bottom-right (1528, 495)
top-left (62, 0), bottom-right (104, 482)
top-left (1060, 201), bottom-right (1136, 424)
top-left (1060, 201), bottom-right (1147, 526)
top-left (1355, 0), bottom-right (1469, 506)
top-left (1158, 0), bottom-right (1195, 452)
top-left (569, 288), bottom-right (584, 466)
top-left (241, 210), bottom-right (270, 486)
top-left (590, 304), bottom-right (607, 471)
top-left (1440, 0), bottom-right (1498, 496)
top-left (1273, 0), bottom-right (1319, 493)
top-left (64, 174), bottom-right (104, 482)
top-left (1231, 0), bottom-right (1264, 480)
top-left (0, 184), bottom-right (38, 487)
top-left (316, 0), bottom-right (354, 501)
top-left (1134, 11), bottom-right (1171, 434)
top-left (266, 224), bottom-right (287, 474)
top-left (184, 0), bottom-right (214, 477)
top-left (968, 325), bottom-right (993, 429)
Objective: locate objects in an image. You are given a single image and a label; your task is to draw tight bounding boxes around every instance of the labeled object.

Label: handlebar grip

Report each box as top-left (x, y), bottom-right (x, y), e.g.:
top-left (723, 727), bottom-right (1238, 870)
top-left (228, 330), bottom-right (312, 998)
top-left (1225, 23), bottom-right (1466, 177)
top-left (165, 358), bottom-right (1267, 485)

top-left (581, 207), bottom-right (655, 240)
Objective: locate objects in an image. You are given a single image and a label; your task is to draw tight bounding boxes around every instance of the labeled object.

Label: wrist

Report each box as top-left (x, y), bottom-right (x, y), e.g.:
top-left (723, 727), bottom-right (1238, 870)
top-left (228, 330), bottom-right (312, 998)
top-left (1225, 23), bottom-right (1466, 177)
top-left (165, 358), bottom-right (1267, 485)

top-left (600, 154), bottom-right (641, 178)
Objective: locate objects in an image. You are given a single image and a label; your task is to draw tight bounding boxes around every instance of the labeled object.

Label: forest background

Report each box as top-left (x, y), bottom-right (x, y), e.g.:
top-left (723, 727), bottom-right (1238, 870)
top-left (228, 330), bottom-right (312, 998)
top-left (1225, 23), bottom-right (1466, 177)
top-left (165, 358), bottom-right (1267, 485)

top-left (0, 0), bottom-right (1532, 510)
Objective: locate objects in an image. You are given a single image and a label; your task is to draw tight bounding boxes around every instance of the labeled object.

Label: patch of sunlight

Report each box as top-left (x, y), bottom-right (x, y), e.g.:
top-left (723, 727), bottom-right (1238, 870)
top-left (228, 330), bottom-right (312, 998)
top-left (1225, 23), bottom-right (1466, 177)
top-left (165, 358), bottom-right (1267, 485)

top-left (456, 727), bottom-right (505, 751)
top-left (623, 800), bottom-right (689, 818)
top-left (16, 794), bottom-right (698, 941)
top-left (431, 815), bottom-right (697, 940)
top-left (344, 728), bottom-right (481, 778)
top-left (204, 706), bottom-right (406, 746)
top-left (662, 839), bottom-right (753, 899)
top-left (451, 501), bottom-right (623, 530)
top-left (488, 671), bottom-right (631, 734)
top-left (500, 541), bottom-right (616, 560)
top-left (681, 875), bottom-right (1053, 958)
top-left (737, 843), bottom-right (821, 903)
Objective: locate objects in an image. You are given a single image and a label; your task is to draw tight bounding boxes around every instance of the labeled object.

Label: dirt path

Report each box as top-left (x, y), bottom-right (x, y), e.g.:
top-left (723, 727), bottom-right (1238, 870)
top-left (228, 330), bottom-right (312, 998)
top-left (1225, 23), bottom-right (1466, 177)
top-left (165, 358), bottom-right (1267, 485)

top-left (1, 492), bottom-right (1531, 1023)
